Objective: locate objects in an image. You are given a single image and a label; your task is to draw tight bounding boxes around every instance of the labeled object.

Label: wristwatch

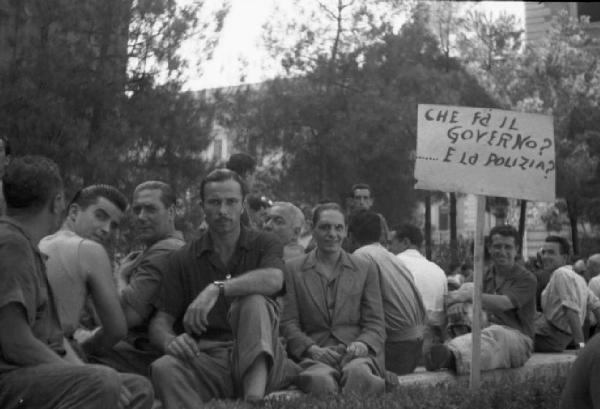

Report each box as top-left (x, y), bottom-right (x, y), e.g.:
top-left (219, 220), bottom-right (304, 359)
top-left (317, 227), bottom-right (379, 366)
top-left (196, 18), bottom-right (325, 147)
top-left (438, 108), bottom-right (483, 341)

top-left (578, 342), bottom-right (585, 350)
top-left (213, 280), bottom-right (226, 297)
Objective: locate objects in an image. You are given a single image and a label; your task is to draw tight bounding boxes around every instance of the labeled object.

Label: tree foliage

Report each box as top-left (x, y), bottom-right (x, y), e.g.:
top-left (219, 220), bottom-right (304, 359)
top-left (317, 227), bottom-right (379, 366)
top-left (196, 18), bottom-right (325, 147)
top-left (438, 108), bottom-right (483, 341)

top-left (223, 2), bottom-right (498, 226)
top-left (458, 10), bottom-right (600, 253)
top-left (0, 0), bottom-right (227, 239)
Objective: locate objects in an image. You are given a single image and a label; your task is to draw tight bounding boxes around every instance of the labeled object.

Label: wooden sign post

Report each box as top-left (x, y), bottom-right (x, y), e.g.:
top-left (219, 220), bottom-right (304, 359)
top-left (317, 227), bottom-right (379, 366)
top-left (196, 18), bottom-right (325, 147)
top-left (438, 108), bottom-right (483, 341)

top-left (414, 104), bottom-right (555, 389)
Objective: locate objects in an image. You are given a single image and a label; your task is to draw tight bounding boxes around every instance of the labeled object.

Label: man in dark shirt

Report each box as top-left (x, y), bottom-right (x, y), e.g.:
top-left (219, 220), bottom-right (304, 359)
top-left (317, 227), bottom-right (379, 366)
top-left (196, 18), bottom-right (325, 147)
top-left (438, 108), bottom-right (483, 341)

top-left (0, 156), bottom-right (153, 409)
top-left (149, 169), bottom-right (297, 408)
top-left (89, 181), bottom-right (185, 376)
top-left (426, 225), bottom-right (537, 374)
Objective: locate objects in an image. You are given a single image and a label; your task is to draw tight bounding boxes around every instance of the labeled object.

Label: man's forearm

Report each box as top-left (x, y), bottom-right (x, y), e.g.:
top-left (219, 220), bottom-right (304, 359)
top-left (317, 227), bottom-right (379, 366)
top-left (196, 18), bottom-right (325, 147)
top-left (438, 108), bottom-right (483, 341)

top-left (565, 308), bottom-right (584, 344)
top-left (482, 293), bottom-right (514, 313)
top-left (222, 268), bottom-right (283, 297)
top-left (4, 337), bottom-right (65, 367)
top-left (149, 313), bottom-right (177, 353)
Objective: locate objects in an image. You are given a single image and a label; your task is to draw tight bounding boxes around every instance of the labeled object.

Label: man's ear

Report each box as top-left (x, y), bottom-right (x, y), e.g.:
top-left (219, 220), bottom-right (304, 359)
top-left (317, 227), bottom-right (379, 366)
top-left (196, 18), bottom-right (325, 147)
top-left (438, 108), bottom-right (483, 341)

top-left (66, 202), bottom-right (80, 221)
top-left (50, 192), bottom-right (65, 216)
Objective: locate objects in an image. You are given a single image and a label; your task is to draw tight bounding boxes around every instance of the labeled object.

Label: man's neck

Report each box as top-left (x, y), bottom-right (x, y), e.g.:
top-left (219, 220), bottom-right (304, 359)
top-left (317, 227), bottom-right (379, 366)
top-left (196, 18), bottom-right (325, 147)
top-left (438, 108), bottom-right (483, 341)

top-left (11, 213), bottom-right (51, 245)
top-left (210, 226), bottom-right (240, 250)
top-left (61, 219), bottom-right (76, 233)
top-left (494, 264), bottom-right (514, 276)
top-left (316, 249), bottom-right (342, 267)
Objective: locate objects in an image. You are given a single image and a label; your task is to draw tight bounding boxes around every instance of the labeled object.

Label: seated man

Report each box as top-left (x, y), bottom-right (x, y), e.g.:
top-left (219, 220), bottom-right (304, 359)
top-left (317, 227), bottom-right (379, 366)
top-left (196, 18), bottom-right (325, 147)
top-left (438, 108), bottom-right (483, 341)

top-left (426, 225), bottom-right (536, 375)
top-left (39, 184), bottom-right (129, 357)
top-left (389, 223), bottom-right (448, 356)
top-left (0, 156), bottom-right (152, 409)
top-left (281, 203), bottom-right (386, 396)
top-left (263, 201), bottom-right (306, 260)
top-left (89, 181), bottom-right (185, 376)
top-left (149, 169), bottom-right (298, 408)
top-left (349, 210), bottom-right (427, 376)
top-left (534, 236), bottom-right (600, 352)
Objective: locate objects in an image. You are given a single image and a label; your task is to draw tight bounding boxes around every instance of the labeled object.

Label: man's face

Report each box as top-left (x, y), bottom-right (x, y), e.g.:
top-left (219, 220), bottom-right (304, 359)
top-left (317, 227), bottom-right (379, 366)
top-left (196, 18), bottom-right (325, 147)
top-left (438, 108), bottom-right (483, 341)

top-left (132, 189), bottom-right (173, 245)
top-left (313, 209), bottom-right (346, 254)
top-left (488, 234), bottom-right (517, 270)
top-left (202, 179), bottom-right (244, 235)
top-left (353, 188), bottom-right (373, 210)
top-left (540, 242), bottom-right (567, 272)
top-left (71, 197), bottom-right (124, 245)
top-left (264, 205), bottom-right (296, 245)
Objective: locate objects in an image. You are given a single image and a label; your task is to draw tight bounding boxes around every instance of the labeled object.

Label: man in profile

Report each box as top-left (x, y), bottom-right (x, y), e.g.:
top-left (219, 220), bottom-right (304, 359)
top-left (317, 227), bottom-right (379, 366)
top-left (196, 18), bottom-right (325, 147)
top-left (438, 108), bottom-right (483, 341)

top-left (89, 181), bottom-right (185, 376)
top-left (149, 169), bottom-right (297, 407)
top-left (350, 209), bottom-right (426, 376)
top-left (263, 201), bottom-right (305, 260)
top-left (534, 236), bottom-right (600, 352)
top-left (389, 223), bottom-right (448, 358)
top-left (0, 156), bottom-right (152, 409)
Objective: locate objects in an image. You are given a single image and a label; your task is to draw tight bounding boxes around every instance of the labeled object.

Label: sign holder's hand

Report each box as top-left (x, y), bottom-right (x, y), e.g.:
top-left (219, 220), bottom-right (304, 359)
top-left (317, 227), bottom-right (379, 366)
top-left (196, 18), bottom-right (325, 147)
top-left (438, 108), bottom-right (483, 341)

top-left (307, 345), bottom-right (342, 367)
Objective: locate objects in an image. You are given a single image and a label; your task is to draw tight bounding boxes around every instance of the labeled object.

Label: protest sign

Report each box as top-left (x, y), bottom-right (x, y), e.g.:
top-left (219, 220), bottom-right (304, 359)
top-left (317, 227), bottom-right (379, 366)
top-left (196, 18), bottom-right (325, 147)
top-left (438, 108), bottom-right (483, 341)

top-left (414, 104), bottom-right (555, 202)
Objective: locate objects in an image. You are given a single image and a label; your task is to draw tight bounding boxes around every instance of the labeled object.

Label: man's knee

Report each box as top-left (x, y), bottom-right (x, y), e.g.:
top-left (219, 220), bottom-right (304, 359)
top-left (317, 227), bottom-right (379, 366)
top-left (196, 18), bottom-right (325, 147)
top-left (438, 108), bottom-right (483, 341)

top-left (119, 373), bottom-right (154, 407)
top-left (296, 371), bottom-right (338, 395)
top-left (233, 294), bottom-right (270, 314)
top-left (151, 355), bottom-right (180, 388)
top-left (85, 364), bottom-right (121, 393)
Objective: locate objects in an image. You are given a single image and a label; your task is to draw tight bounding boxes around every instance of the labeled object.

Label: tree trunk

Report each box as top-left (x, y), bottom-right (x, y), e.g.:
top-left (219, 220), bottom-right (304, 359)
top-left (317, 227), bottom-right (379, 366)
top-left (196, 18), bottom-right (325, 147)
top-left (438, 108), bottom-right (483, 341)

top-left (425, 193), bottom-right (432, 259)
top-left (518, 199), bottom-right (527, 254)
top-left (567, 197), bottom-right (579, 256)
top-left (450, 192), bottom-right (458, 267)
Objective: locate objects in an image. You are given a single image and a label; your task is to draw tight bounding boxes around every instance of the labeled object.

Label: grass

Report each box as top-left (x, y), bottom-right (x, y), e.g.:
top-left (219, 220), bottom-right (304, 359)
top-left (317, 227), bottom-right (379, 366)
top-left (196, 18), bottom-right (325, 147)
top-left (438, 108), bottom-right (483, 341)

top-left (202, 375), bottom-right (566, 409)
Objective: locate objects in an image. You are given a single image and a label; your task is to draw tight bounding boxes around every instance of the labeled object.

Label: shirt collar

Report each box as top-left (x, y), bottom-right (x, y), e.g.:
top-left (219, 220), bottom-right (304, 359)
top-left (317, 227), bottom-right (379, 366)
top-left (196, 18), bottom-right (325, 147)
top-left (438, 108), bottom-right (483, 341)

top-left (401, 249), bottom-right (424, 258)
top-left (302, 248), bottom-right (354, 270)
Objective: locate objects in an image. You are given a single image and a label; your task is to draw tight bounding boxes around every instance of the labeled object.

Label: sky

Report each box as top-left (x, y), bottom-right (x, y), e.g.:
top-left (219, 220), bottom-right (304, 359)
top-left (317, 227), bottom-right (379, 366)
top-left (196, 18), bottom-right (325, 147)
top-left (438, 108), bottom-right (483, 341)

top-left (181, 1), bottom-right (526, 91)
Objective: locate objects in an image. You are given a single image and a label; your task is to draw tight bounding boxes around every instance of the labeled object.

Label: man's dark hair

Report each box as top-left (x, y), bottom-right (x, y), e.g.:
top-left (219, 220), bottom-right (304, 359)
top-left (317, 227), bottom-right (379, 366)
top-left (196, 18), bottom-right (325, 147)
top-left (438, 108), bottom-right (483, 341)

top-left (3, 155), bottom-right (63, 213)
top-left (312, 202), bottom-right (345, 227)
top-left (69, 185), bottom-right (128, 212)
top-left (200, 168), bottom-right (247, 202)
top-left (351, 183), bottom-right (372, 197)
top-left (488, 224), bottom-right (520, 247)
top-left (348, 208), bottom-right (381, 245)
top-left (545, 235), bottom-right (571, 256)
top-left (134, 180), bottom-right (176, 208)
top-left (394, 223), bottom-right (423, 248)
top-left (226, 153), bottom-right (256, 178)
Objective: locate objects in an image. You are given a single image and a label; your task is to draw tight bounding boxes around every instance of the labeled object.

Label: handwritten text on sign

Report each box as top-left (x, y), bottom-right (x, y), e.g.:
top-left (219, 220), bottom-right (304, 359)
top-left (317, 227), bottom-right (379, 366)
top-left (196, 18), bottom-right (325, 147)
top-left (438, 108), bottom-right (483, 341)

top-left (414, 105), bottom-right (555, 201)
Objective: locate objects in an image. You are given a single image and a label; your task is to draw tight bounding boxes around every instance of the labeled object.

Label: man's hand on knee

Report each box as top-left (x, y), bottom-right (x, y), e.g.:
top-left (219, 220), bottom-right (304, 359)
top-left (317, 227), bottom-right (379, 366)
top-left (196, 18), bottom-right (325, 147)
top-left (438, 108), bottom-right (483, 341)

top-left (346, 341), bottom-right (368, 358)
top-left (166, 333), bottom-right (201, 361)
top-left (307, 345), bottom-right (342, 367)
top-left (183, 284), bottom-right (219, 334)
top-left (118, 384), bottom-right (132, 409)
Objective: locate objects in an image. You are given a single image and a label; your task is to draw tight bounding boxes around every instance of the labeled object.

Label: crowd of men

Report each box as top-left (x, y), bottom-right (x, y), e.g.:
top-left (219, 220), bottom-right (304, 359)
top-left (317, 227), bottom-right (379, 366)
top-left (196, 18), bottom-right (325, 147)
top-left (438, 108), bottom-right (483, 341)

top-left (1, 146), bottom-right (600, 408)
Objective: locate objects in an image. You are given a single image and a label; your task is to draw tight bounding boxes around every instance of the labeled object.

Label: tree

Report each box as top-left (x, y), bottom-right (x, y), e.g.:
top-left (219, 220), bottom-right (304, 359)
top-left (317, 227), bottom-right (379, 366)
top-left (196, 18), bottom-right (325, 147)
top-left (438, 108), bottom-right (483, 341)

top-left (0, 0), bottom-right (228, 243)
top-left (222, 1), bottom-right (499, 235)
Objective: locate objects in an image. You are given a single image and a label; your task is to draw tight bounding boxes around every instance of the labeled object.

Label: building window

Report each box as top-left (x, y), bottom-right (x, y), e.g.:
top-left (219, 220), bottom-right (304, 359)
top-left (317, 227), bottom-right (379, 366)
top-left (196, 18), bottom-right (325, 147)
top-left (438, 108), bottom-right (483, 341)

top-left (439, 204), bottom-right (449, 231)
top-left (578, 3), bottom-right (600, 22)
